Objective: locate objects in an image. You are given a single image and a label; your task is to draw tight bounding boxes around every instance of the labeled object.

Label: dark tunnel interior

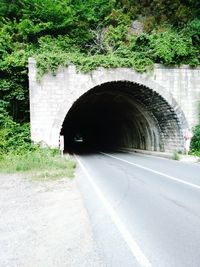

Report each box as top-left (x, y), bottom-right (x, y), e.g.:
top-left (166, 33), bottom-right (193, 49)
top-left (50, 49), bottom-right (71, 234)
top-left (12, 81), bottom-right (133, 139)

top-left (61, 81), bottom-right (183, 154)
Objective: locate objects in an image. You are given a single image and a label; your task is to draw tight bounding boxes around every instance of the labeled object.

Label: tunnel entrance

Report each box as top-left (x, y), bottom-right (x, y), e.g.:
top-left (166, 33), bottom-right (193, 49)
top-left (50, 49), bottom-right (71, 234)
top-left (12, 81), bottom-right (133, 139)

top-left (61, 81), bottom-right (183, 153)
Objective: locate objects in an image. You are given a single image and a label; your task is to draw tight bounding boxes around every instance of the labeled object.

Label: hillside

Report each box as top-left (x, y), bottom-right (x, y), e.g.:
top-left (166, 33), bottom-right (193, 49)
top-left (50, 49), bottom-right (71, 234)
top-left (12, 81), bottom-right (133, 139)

top-left (0, 0), bottom-right (199, 155)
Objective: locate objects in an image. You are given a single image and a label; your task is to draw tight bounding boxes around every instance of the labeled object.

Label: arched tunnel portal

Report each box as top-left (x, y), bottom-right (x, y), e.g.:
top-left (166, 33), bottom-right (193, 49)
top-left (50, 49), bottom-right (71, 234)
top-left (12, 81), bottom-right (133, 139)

top-left (61, 81), bottom-right (184, 153)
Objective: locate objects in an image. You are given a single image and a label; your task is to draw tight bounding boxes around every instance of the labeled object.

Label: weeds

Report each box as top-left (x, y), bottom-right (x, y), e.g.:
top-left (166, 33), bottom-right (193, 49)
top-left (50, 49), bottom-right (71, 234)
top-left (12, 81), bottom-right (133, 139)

top-left (0, 148), bottom-right (76, 181)
top-left (172, 150), bottom-right (180, 160)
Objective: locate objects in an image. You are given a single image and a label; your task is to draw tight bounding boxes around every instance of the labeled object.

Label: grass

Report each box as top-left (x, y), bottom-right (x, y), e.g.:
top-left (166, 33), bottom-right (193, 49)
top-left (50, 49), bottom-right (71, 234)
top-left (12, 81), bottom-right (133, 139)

top-left (0, 148), bottom-right (76, 181)
top-left (172, 150), bottom-right (180, 160)
top-left (191, 150), bottom-right (200, 158)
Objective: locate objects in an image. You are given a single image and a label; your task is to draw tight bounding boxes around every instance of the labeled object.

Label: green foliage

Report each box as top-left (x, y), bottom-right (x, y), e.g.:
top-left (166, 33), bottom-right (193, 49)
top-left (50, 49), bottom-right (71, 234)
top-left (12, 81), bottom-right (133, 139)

top-left (73, 0), bottom-right (115, 26)
top-left (188, 19), bottom-right (200, 50)
top-left (0, 104), bottom-right (33, 154)
top-left (0, 102), bottom-right (75, 178)
top-left (34, 24), bottom-right (199, 77)
top-left (0, 20), bottom-right (32, 121)
top-left (0, 0), bottom-right (23, 20)
top-left (149, 28), bottom-right (199, 65)
top-left (191, 125), bottom-right (200, 152)
top-left (116, 0), bottom-right (199, 27)
top-left (172, 150), bottom-right (180, 160)
top-left (105, 8), bottom-right (131, 26)
top-left (103, 24), bottom-right (129, 53)
top-left (36, 51), bottom-right (154, 79)
top-left (0, 101), bottom-right (75, 177)
top-left (0, 147), bottom-right (76, 179)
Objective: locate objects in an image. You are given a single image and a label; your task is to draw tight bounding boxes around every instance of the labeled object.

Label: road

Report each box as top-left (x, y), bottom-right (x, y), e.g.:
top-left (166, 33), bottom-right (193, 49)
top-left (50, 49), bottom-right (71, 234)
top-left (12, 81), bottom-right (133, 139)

top-left (76, 152), bottom-right (200, 267)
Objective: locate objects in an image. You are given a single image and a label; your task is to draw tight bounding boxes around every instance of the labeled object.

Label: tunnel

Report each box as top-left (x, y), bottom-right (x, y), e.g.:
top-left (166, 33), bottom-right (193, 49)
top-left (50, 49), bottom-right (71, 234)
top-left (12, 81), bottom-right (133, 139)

top-left (60, 81), bottom-right (183, 154)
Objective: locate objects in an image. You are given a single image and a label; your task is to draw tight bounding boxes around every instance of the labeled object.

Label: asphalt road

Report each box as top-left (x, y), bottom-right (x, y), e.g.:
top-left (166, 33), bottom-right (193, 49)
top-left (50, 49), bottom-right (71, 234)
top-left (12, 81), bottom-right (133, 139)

top-left (76, 152), bottom-right (200, 267)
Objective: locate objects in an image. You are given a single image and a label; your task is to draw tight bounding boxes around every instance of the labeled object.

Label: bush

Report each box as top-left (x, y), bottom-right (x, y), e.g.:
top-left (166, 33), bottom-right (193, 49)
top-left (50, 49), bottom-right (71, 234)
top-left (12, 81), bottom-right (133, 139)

top-left (191, 125), bottom-right (200, 154)
top-left (149, 28), bottom-right (199, 65)
top-left (0, 103), bottom-right (76, 179)
top-left (0, 104), bottom-right (33, 154)
top-left (172, 150), bottom-right (180, 160)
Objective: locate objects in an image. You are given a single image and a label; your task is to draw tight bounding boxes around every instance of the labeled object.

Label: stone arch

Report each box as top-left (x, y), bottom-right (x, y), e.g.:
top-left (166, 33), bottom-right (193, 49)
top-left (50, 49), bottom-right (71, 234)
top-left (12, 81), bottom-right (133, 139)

top-left (50, 68), bottom-right (188, 151)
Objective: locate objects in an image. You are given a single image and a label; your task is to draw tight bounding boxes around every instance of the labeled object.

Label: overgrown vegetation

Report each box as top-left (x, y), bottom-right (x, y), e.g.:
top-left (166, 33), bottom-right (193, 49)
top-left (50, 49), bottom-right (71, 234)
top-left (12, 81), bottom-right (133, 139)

top-left (1, 0), bottom-right (199, 121)
top-left (0, 0), bottom-right (200, 159)
top-left (35, 23), bottom-right (199, 78)
top-left (0, 103), bottom-right (32, 154)
top-left (0, 103), bottom-right (75, 178)
top-left (191, 124), bottom-right (200, 157)
top-left (0, 151), bottom-right (75, 180)
top-left (0, 147), bottom-right (76, 180)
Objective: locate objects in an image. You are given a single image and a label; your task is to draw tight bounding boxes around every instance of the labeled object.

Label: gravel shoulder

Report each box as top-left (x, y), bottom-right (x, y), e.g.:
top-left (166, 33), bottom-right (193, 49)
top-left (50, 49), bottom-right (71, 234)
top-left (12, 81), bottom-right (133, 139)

top-left (0, 173), bottom-right (102, 267)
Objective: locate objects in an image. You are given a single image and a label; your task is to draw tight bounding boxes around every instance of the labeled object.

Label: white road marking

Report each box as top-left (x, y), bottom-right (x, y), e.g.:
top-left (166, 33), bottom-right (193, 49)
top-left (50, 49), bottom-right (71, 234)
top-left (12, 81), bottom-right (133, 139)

top-left (75, 155), bottom-right (152, 267)
top-left (102, 152), bottom-right (200, 190)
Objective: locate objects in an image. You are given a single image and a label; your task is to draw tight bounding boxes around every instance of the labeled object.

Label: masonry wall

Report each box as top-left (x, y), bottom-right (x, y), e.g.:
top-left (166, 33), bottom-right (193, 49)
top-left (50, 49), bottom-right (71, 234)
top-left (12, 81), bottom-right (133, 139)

top-left (28, 58), bottom-right (200, 149)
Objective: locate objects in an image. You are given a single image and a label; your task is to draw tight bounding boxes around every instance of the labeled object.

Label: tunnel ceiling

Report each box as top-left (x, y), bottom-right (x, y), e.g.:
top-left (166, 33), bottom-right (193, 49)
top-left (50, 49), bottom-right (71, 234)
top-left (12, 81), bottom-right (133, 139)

top-left (61, 81), bottom-right (183, 153)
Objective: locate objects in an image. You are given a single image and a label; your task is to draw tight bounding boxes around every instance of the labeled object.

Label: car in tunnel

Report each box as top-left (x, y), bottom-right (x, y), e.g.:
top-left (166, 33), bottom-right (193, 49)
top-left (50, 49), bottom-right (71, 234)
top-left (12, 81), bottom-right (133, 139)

top-left (74, 134), bottom-right (83, 143)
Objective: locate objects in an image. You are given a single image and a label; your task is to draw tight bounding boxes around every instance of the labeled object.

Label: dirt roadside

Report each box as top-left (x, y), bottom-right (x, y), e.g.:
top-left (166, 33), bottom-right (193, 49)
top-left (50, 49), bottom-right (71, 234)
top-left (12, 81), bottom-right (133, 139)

top-left (0, 174), bottom-right (102, 267)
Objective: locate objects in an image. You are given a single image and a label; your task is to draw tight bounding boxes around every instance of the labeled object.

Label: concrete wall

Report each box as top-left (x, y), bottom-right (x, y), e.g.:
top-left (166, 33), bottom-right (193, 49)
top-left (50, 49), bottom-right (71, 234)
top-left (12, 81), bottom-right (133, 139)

top-left (28, 58), bottom-right (200, 149)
